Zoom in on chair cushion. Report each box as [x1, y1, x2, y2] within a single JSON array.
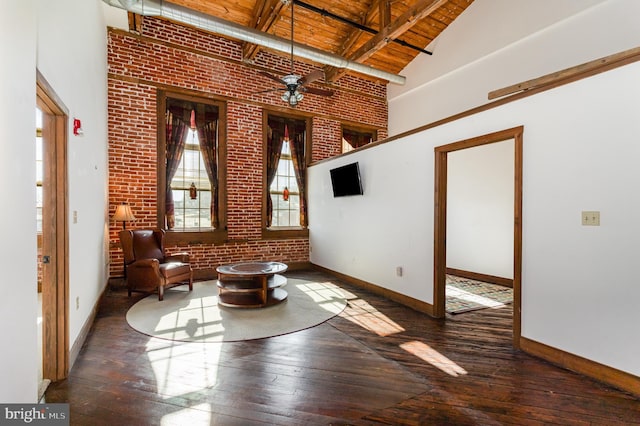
[[159, 262, 191, 279], [133, 230, 164, 261]]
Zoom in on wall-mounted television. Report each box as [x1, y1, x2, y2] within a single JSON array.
[[330, 162, 363, 197]]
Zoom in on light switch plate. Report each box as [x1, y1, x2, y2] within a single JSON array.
[[582, 211, 600, 226]]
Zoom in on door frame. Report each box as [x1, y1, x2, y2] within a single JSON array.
[[433, 126, 523, 348], [37, 71, 69, 380]]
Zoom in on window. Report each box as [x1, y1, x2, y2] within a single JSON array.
[[158, 92, 226, 244], [264, 113, 310, 237], [170, 129, 212, 231], [270, 138, 300, 227], [342, 126, 377, 153]]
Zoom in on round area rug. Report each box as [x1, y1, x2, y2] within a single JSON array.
[[126, 278, 347, 342]]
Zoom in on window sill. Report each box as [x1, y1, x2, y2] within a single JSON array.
[[165, 229, 228, 245], [261, 227, 309, 239]]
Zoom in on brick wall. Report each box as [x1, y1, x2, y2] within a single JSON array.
[[107, 17, 388, 278]]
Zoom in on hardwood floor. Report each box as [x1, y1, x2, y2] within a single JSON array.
[[45, 269, 640, 425]]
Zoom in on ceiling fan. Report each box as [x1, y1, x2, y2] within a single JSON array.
[[258, 0, 334, 107]]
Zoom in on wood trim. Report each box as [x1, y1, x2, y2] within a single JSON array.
[[165, 230, 229, 246], [445, 268, 513, 288], [520, 337, 640, 398], [432, 148, 447, 319], [262, 110, 312, 233], [434, 126, 524, 346], [261, 228, 310, 239], [156, 90, 228, 235], [489, 46, 640, 100], [312, 264, 434, 316], [513, 130, 523, 349], [36, 70, 69, 116], [37, 71, 69, 381]]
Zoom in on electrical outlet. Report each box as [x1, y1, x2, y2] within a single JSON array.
[[396, 266, 403, 277], [76, 296, 79, 310], [73, 210, 78, 224], [581, 211, 600, 226]]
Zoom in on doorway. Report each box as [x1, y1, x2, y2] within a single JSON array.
[[433, 126, 523, 348], [36, 71, 69, 385]]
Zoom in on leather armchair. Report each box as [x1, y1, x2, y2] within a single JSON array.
[[119, 229, 193, 301]]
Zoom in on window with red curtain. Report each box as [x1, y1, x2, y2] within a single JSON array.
[[158, 92, 227, 244], [265, 113, 310, 233]]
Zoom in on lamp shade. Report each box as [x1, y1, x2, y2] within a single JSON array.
[[113, 203, 136, 222]]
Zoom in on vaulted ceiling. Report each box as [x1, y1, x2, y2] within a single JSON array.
[[129, 0, 474, 84]]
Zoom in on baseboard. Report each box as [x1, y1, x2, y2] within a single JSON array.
[[520, 336, 640, 398], [446, 267, 513, 288], [68, 281, 109, 371], [312, 263, 434, 316]]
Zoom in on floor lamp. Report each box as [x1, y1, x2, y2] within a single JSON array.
[[113, 202, 136, 230], [112, 202, 136, 280]]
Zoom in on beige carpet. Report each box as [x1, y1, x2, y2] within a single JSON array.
[[126, 278, 347, 342], [446, 275, 513, 314]]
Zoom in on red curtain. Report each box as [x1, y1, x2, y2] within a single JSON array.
[[265, 125, 284, 227], [196, 109, 220, 229], [288, 121, 307, 227], [165, 108, 189, 229], [343, 128, 373, 149]]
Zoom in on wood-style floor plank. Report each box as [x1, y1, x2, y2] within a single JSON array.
[[46, 269, 640, 425]]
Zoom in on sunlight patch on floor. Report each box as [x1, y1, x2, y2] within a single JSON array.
[[146, 340, 222, 399], [340, 298, 405, 336], [400, 341, 467, 377], [447, 286, 505, 308], [161, 403, 212, 425], [296, 281, 348, 313]]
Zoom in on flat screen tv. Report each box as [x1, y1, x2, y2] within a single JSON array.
[[330, 162, 363, 197]]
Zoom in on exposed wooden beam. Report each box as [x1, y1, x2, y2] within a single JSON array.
[[347, 0, 447, 64], [326, 0, 445, 82], [324, 0, 382, 82], [242, 0, 286, 61], [379, 0, 390, 29], [127, 11, 143, 34]]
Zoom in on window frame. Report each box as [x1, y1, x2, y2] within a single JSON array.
[[157, 90, 227, 245], [262, 109, 312, 239]]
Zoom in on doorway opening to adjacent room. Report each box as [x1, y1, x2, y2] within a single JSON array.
[[433, 126, 523, 348], [37, 71, 69, 388]]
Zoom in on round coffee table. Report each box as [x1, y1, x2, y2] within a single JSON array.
[[216, 261, 288, 308]]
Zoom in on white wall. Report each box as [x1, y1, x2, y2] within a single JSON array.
[[0, 0, 38, 403], [0, 0, 108, 402], [36, 0, 110, 356], [447, 141, 514, 279], [309, 1, 640, 377], [388, 0, 639, 135]]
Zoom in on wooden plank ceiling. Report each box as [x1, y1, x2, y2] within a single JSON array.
[[141, 0, 474, 83]]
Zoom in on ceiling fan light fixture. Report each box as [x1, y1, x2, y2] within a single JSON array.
[[285, 91, 303, 106]]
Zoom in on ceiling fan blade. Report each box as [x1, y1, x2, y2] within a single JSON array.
[[303, 86, 334, 97], [259, 71, 284, 84], [298, 69, 324, 85]]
